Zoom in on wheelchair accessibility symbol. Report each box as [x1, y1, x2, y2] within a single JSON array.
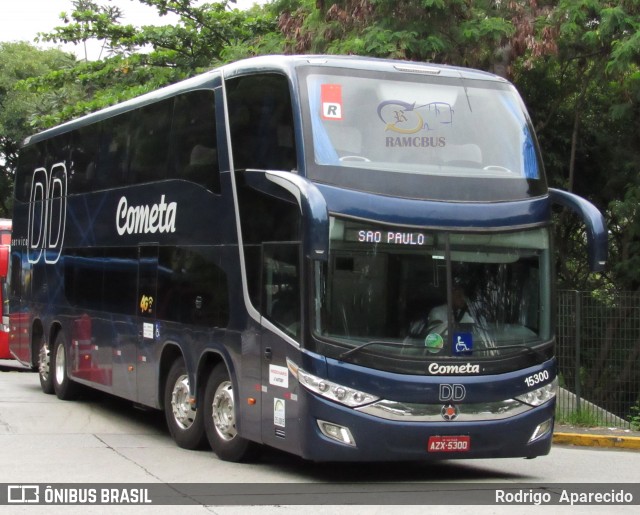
[[454, 333, 473, 355]]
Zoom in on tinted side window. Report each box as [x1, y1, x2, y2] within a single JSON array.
[[64, 247, 138, 315], [96, 113, 131, 189], [156, 246, 229, 327], [69, 124, 100, 194], [15, 145, 43, 202], [14, 137, 70, 203], [102, 247, 138, 315], [9, 252, 23, 299], [170, 90, 220, 193], [64, 248, 105, 311], [130, 100, 173, 184], [263, 242, 301, 340], [237, 185, 300, 310], [47, 133, 71, 168], [226, 74, 296, 171]]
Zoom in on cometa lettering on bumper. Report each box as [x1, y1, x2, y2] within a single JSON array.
[[428, 362, 480, 374]]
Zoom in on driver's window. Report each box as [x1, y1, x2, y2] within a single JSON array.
[[262, 243, 301, 340]]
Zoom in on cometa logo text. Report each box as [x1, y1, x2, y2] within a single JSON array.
[[116, 195, 177, 235], [428, 363, 480, 375]]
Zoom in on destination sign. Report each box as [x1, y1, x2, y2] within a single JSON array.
[[345, 228, 431, 246]]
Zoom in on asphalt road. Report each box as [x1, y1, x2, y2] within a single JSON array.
[[1, 360, 638, 514]]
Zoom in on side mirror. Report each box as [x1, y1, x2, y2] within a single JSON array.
[[549, 188, 607, 272], [243, 170, 329, 260], [264, 171, 329, 260]]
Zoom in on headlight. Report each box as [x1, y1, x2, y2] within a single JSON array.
[[515, 377, 558, 407], [287, 358, 379, 407]]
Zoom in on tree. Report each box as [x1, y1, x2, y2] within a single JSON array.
[[276, 0, 514, 70], [0, 42, 77, 217], [29, 0, 280, 125], [514, 0, 640, 291]]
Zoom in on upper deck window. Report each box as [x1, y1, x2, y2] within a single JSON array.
[[300, 67, 546, 201], [226, 73, 296, 172], [15, 89, 221, 200]]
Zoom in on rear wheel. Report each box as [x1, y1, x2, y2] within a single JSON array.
[[164, 358, 206, 449], [52, 332, 79, 400], [203, 363, 258, 462], [37, 337, 54, 395]]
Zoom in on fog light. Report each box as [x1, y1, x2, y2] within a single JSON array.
[[317, 419, 356, 447], [529, 418, 553, 443]]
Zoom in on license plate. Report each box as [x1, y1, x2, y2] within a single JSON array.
[[427, 435, 470, 452]]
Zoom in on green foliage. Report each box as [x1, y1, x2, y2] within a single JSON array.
[[30, 0, 279, 123], [516, 0, 640, 292], [609, 185, 640, 289], [0, 42, 77, 217], [556, 407, 606, 427], [276, 0, 513, 67], [631, 403, 640, 431]]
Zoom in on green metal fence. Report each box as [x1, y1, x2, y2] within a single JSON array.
[[556, 290, 640, 428]]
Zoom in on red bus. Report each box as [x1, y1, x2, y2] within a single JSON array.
[[0, 219, 11, 359]]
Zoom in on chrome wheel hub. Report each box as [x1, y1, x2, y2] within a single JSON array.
[[54, 344, 66, 385], [171, 374, 196, 430], [212, 381, 236, 441], [38, 343, 50, 379]]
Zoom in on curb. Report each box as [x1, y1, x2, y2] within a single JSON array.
[[553, 432, 640, 450]]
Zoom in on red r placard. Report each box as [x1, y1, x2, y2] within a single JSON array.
[[321, 84, 343, 120]]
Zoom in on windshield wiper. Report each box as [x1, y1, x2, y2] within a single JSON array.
[[339, 341, 548, 360], [339, 340, 413, 360], [469, 343, 547, 357]]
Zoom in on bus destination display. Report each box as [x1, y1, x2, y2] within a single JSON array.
[[345, 227, 431, 246]]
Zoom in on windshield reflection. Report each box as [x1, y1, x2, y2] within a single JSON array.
[[314, 220, 551, 367]]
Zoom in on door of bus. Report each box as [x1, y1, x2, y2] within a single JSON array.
[[137, 244, 158, 405], [260, 242, 302, 450]]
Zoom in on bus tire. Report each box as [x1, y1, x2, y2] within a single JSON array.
[[164, 358, 206, 450], [52, 332, 79, 400], [203, 363, 258, 462], [37, 338, 54, 395]]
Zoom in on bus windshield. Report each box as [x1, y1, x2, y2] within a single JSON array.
[[301, 68, 546, 201], [313, 219, 551, 373]]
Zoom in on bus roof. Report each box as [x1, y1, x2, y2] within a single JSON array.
[[220, 54, 507, 82], [23, 55, 509, 147]]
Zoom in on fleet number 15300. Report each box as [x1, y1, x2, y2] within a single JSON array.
[[524, 370, 550, 388]]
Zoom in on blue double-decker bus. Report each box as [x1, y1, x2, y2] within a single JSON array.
[[9, 55, 607, 461]]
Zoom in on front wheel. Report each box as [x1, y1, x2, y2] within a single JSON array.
[[203, 364, 258, 462], [52, 333, 79, 400], [164, 358, 206, 449]]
